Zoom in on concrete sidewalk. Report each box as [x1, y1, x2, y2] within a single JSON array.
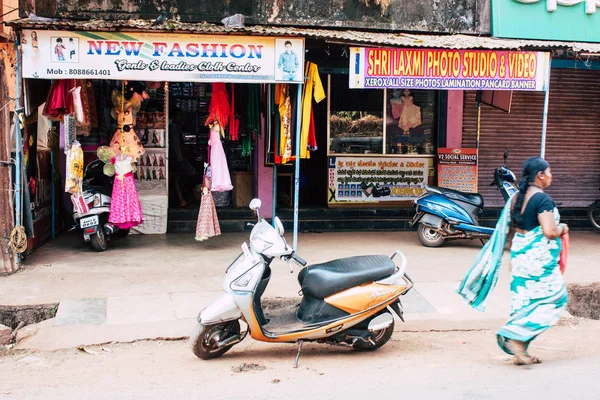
[[2, 230, 598, 350]]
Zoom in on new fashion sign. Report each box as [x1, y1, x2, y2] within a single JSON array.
[[491, 0, 600, 42], [349, 47, 551, 91], [21, 30, 304, 83]]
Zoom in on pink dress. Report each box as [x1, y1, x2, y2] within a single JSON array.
[[109, 155, 143, 229], [209, 127, 233, 192]]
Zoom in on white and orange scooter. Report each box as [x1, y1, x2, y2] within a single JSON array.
[[190, 199, 414, 367]]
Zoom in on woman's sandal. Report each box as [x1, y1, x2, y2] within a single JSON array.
[[513, 354, 534, 365], [528, 356, 542, 364], [506, 340, 535, 366], [514, 355, 542, 365]]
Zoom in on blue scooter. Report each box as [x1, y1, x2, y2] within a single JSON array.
[[411, 150, 518, 247]]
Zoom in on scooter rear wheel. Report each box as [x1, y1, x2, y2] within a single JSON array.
[[90, 229, 108, 252], [417, 223, 445, 247], [190, 321, 240, 360], [352, 319, 395, 352]]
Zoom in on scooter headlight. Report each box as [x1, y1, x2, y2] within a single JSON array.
[[274, 216, 285, 236]]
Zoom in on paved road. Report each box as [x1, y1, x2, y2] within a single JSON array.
[[2, 230, 599, 350], [2, 320, 600, 400]]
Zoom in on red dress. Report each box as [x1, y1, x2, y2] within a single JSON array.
[[43, 80, 77, 121], [205, 83, 230, 129]]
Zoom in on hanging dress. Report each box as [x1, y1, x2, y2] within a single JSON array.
[[43, 79, 77, 121], [108, 155, 144, 229], [204, 83, 230, 133], [276, 84, 293, 164], [195, 165, 221, 241], [208, 124, 233, 192], [300, 62, 326, 158]]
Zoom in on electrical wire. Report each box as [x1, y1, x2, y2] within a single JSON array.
[[9, 225, 26, 254], [0, 7, 17, 18]]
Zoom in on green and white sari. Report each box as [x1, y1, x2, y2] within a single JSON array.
[[457, 198, 567, 355], [497, 207, 567, 354]]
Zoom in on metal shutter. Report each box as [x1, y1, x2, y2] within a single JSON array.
[[462, 68, 600, 207]]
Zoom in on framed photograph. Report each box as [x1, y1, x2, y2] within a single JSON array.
[[274, 38, 304, 83]]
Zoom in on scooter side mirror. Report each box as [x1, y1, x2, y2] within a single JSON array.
[[503, 149, 509, 163], [249, 198, 262, 211], [249, 198, 262, 219]]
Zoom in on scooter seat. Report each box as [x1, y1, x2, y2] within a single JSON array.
[[429, 185, 484, 208], [297, 255, 395, 299]]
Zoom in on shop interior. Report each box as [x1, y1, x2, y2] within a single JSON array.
[[20, 76, 325, 247]]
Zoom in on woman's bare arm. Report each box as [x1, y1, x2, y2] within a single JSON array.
[[538, 212, 568, 239]]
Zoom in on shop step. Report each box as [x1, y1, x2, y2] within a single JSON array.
[[167, 207, 593, 233]]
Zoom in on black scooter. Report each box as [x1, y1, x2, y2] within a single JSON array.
[[72, 160, 129, 251]]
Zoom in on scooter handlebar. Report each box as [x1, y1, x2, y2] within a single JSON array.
[[290, 252, 307, 266]]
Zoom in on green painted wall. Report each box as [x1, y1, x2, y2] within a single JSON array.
[[492, 0, 600, 42]]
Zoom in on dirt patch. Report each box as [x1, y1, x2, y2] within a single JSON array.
[[231, 362, 267, 373], [0, 304, 58, 330], [262, 297, 299, 310], [568, 283, 600, 320]]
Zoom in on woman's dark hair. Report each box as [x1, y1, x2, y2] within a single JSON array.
[[512, 157, 550, 226], [125, 81, 146, 100]]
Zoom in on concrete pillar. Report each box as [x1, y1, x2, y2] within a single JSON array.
[[256, 115, 273, 218], [446, 90, 464, 148]]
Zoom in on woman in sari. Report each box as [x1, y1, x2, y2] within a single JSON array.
[[457, 157, 569, 366], [498, 157, 569, 365]]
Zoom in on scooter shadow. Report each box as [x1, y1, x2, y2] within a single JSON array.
[[211, 335, 421, 363], [429, 240, 489, 250]]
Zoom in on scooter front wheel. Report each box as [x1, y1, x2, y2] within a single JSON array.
[[417, 223, 445, 247], [190, 320, 240, 360], [588, 200, 600, 232]]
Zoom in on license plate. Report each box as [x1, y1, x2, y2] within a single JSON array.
[[80, 215, 99, 229]]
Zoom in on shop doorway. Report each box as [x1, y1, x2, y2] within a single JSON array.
[[167, 82, 254, 210]]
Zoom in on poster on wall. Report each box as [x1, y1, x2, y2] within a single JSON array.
[[21, 30, 304, 83], [349, 47, 551, 91], [437, 148, 478, 193], [328, 156, 431, 204]]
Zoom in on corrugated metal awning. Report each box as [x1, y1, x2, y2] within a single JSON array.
[[6, 18, 600, 53]]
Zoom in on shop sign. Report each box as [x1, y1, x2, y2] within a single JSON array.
[[327, 156, 431, 204], [491, 0, 600, 42], [21, 30, 304, 83], [349, 47, 551, 91], [437, 148, 478, 193]]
